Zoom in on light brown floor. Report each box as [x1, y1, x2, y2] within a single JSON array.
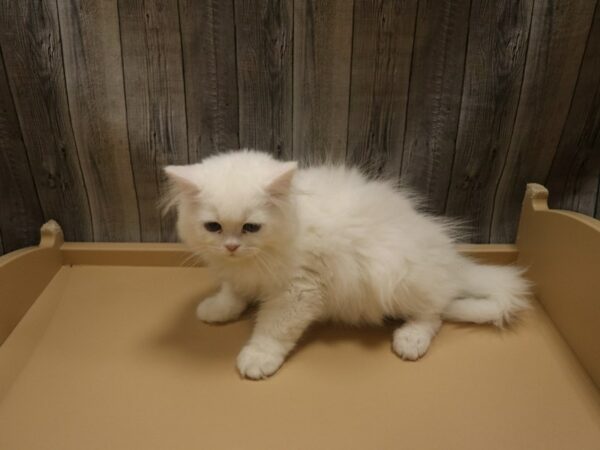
[[1, 265, 599, 450]]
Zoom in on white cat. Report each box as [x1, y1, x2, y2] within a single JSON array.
[[164, 150, 530, 379]]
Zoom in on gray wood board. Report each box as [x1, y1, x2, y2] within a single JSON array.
[[401, 0, 471, 214], [546, 1, 600, 218], [0, 48, 44, 252], [490, 0, 597, 242], [179, 0, 240, 161], [0, 0, 92, 241], [346, 0, 419, 177], [293, 0, 354, 164], [118, 0, 188, 242], [57, 0, 141, 241], [445, 0, 534, 243], [235, 0, 293, 159]]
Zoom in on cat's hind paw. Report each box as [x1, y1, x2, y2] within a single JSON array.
[[392, 319, 441, 361], [393, 329, 430, 360]]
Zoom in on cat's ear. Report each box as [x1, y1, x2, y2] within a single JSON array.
[[266, 161, 297, 197], [163, 165, 200, 197]]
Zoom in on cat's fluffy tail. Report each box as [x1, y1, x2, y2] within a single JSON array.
[[442, 262, 531, 327]]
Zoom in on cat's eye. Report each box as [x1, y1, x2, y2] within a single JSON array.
[[242, 223, 261, 233], [204, 222, 222, 233]]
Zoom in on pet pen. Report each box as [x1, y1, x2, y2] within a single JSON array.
[[0, 1, 599, 448]]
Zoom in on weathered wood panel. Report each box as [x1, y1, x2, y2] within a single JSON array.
[[597, 180, 600, 219], [346, 0, 418, 176], [57, 0, 140, 242], [235, 0, 293, 159], [400, 0, 470, 213], [546, 2, 600, 218], [179, 0, 239, 161], [491, 0, 597, 243], [0, 0, 92, 241], [293, 0, 353, 163], [0, 0, 599, 253], [0, 49, 44, 252], [445, 0, 534, 243], [118, 0, 188, 242]]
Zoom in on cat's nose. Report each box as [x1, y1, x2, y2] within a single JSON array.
[[225, 243, 240, 253]]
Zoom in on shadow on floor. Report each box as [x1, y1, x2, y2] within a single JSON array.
[[141, 294, 406, 368]]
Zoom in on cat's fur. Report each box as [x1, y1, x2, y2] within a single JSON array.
[[164, 150, 530, 379]]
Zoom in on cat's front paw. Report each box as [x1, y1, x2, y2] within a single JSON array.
[[237, 344, 284, 380], [392, 327, 432, 361], [196, 292, 245, 323]]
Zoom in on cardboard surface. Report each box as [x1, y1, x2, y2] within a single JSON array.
[[1, 186, 600, 449], [1, 264, 599, 450], [517, 184, 600, 388]]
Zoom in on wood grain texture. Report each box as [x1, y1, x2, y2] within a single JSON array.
[[400, 0, 470, 213], [546, 2, 600, 218], [0, 0, 599, 249], [445, 0, 534, 243], [0, 0, 92, 241], [346, 0, 418, 175], [293, 0, 353, 164], [491, 0, 597, 243], [57, 0, 140, 242], [179, 0, 239, 161], [0, 49, 44, 252], [235, 0, 293, 159], [597, 179, 600, 218], [118, 0, 188, 242], [597, 181, 600, 218]]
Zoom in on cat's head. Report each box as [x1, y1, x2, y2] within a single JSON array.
[[164, 150, 297, 263]]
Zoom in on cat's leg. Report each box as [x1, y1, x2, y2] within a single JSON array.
[[392, 317, 442, 361], [237, 289, 322, 379], [196, 282, 248, 323]]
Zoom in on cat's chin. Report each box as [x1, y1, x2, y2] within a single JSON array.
[[224, 254, 252, 263], [210, 251, 258, 264]]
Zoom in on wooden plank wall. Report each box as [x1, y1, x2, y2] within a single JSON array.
[[0, 0, 599, 253]]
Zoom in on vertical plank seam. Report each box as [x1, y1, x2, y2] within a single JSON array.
[[544, 0, 600, 191], [337, 0, 354, 161], [0, 40, 45, 223], [208, 0, 219, 152], [292, 0, 308, 162], [144, 0, 163, 241], [209, 0, 239, 151], [291, 0, 295, 159], [488, 0, 536, 243], [231, 0, 245, 150], [176, 0, 191, 164], [443, 0, 473, 215], [233, 0, 240, 149], [145, 0, 162, 241], [397, 0, 421, 178], [116, 0, 143, 241], [344, 0, 357, 163], [232, 0, 242, 150], [595, 175, 600, 217], [55, 0, 95, 240]]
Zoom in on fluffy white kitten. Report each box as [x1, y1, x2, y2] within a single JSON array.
[[165, 150, 529, 379]]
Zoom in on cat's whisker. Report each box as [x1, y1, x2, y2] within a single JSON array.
[[255, 252, 280, 283], [179, 252, 197, 268], [258, 252, 286, 286], [179, 247, 206, 268]]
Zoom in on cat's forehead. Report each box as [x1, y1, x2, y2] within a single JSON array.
[[189, 150, 287, 220], [200, 184, 266, 221]]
